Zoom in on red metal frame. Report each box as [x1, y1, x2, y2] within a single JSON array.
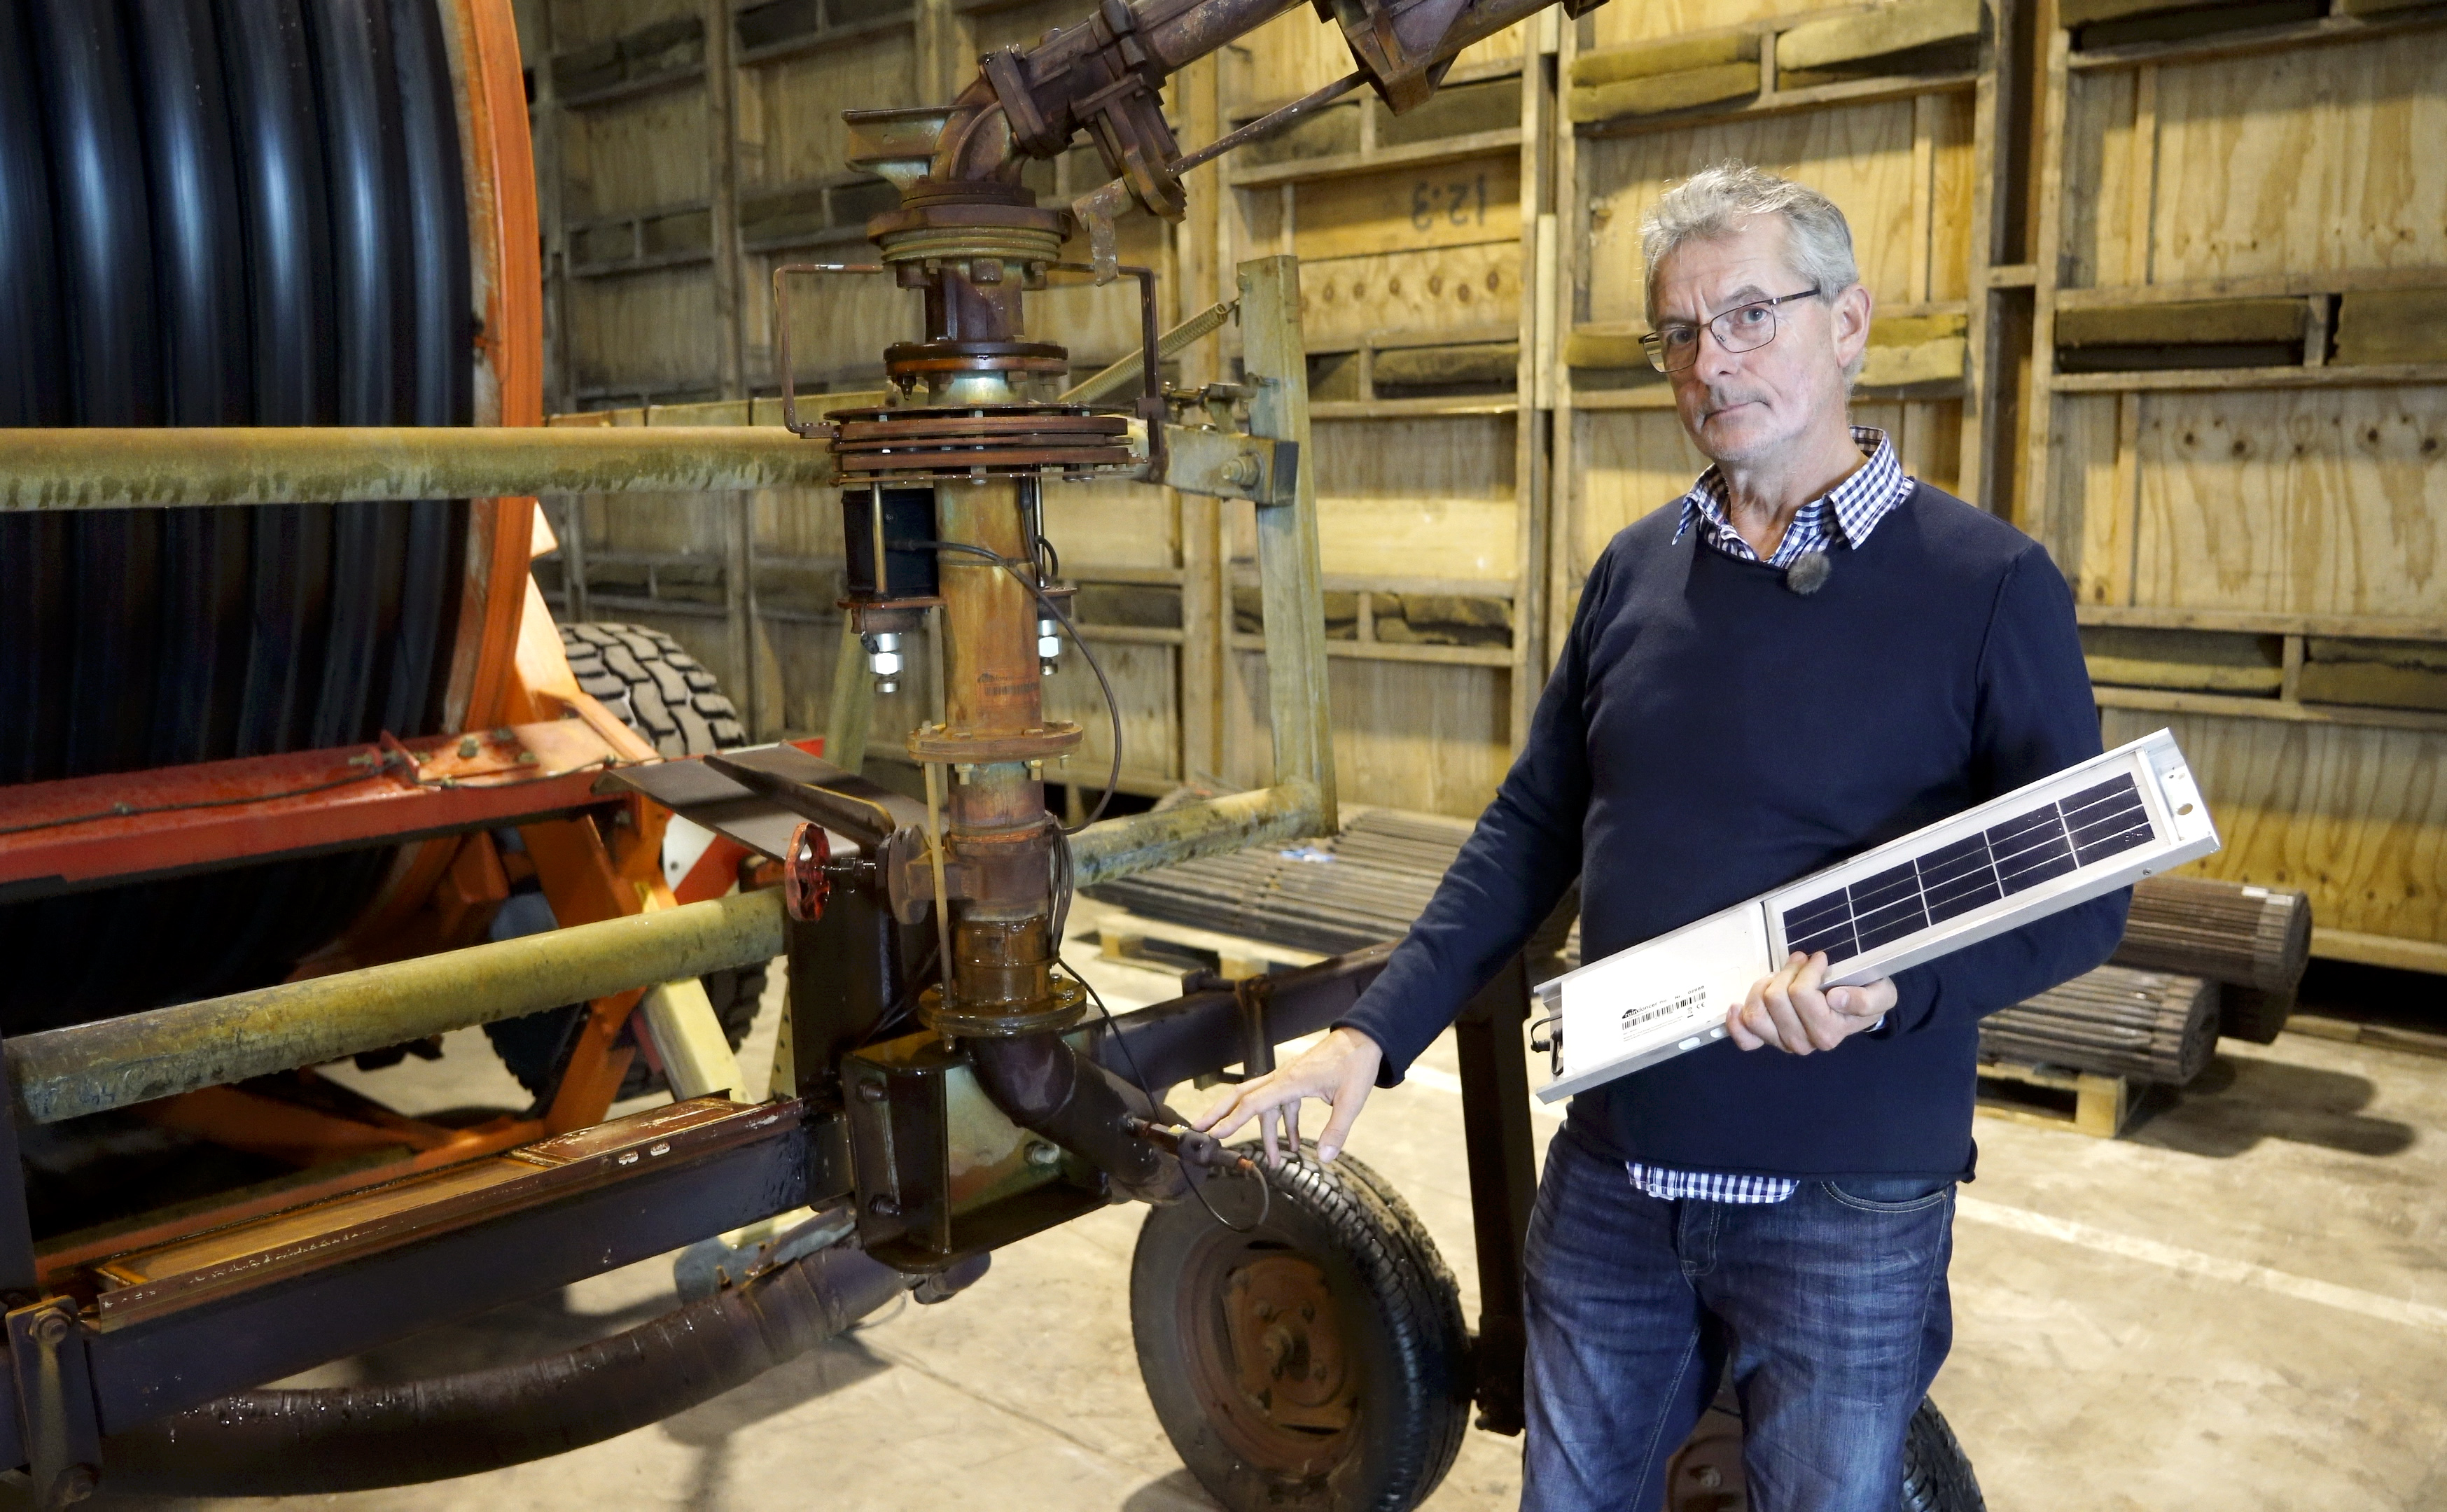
[[0, 718, 637, 901]]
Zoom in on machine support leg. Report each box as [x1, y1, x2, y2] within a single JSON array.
[[1453, 953, 1538, 1436], [0, 1045, 32, 1302]]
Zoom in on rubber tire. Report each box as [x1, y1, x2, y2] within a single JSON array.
[[559, 622, 746, 756], [1131, 1144, 1471, 1512], [1662, 1394, 1986, 1512], [1898, 1398, 1987, 1512], [484, 622, 756, 1101]]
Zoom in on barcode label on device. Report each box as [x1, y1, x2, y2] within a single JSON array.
[[1622, 985, 1708, 1034]]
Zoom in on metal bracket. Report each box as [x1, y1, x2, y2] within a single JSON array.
[[7, 1301, 100, 1508], [1161, 425, 1300, 505]]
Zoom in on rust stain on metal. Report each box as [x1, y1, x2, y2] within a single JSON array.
[[0, 427, 836, 510], [1065, 782, 1320, 890]]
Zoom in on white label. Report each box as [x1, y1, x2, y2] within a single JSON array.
[[1622, 984, 1709, 1034]]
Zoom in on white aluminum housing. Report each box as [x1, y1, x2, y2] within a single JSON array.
[[1532, 728, 2220, 1102]]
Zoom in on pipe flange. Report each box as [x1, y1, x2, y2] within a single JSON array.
[[872, 222, 1066, 265], [906, 721, 1085, 764], [915, 976, 1090, 1038]]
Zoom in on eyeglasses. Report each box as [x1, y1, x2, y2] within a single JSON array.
[[1641, 288, 1822, 373]]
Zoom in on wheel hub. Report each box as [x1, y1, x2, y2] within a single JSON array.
[[1222, 1256, 1353, 1434]]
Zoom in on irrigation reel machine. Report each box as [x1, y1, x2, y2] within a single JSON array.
[[0, 0, 1987, 1506]]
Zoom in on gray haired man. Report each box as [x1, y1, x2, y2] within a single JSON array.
[[1198, 164, 2122, 1508]]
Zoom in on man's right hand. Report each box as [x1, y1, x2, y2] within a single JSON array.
[[1190, 1026, 1384, 1166]]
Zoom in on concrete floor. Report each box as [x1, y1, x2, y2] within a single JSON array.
[[56, 916, 2447, 1512]]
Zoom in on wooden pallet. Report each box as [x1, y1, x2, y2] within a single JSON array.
[[1071, 899, 1325, 983], [1974, 1058, 2137, 1140]]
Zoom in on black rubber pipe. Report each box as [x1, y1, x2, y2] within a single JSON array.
[[969, 1034, 1190, 1204], [34, 0, 165, 780], [219, 0, 335, 754], [101, 1243, 926, 1496], [0, 0, 470, 1033], [384, 0, 471, 734], [127, 0, 255, 767], [305, 0, 412, 748], [0, 0, 71, 785]]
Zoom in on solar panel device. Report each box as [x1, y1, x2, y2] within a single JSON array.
[[1531, 729, 2220, 1102]]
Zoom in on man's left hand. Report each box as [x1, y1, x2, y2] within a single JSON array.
[[1727, 951, 1895, 1054]]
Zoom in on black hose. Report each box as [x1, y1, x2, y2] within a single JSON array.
[[384, 0, 472, 734], [127, 0, 253, 768], [0, 0, 71, 782], [968, 1033, 1189, 1205], [305, 0, 412, 747], [101, 1242, 930, 1496], [35, 0, 165, 780], [0, 0, 476, 1033]]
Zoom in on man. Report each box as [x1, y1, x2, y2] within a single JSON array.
[[1194, 164, 2126, 1511]]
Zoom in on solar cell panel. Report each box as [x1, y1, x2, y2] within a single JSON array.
[[1533, 732, 2221, 1102], [1775, 774, 2155, 971]]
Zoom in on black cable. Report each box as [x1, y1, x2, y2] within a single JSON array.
[[1057, 951, 1270, 1236], [897, 538, 1123, 834]]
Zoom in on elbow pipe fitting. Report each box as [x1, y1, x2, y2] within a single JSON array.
[[99, 1240, 954, 1497], [968, 1032, 1189, 1205]]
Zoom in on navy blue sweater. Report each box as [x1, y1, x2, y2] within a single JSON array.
[[1337, 482, 2128, 1181]]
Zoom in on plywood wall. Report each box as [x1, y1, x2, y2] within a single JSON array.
[[524, 0, 2447, 968], [2030, 6, 2447, 969]]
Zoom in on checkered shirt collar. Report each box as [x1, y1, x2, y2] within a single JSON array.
[[1673, 426, 1909, 569]]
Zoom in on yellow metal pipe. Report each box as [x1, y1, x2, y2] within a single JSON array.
[[6, 889, 788, 1124], [3, 787, 1321, 1122], [0, 426, 835, 510], [1065, 781, 1321, 889]]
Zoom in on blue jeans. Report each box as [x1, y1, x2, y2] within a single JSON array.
[[1520, 1121, 1955, 1512]]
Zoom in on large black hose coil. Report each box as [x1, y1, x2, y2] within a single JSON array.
[[0, 0, 474, 1031]]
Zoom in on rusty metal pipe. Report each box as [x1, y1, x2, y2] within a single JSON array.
[[1, 789, 1318, 1121], [6, 890, 787, 1124], [0, 426, 835, 510], [99, 1241, 929, 1495], [1065, 780, 1321, 889]]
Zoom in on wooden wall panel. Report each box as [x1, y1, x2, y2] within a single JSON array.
[[1292, 159, 1522, 262], [1587, 0, 1819, 50], [1045, 480, 1181, 572], [1580, 97, 1943, 326], [1313, 416, 1517, 582], [970, 0, 1079, 57], [546, 0, 692, 50], [1232, 11, 1522, 105], [1033, 211, 1176, 366], [753, 487, 839, 561], [753, 250, 919, 390], [2147, 34, 2447, 286], [767, 615, 843, 736], [2058, 69, 2136, 290], [738, 34, 918, 194], [1571, 409, 1703, 582], [1048, 640, 1182, 790], [2044, 390, 2126, 603], [1226, 652, 1512, 818], [2103, 709, 2446, 949], [1299, 243, 1520, 346], [564, 268, 720, 396], [2129, 387, 2447, 619], [562, 88, 711, 220]]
